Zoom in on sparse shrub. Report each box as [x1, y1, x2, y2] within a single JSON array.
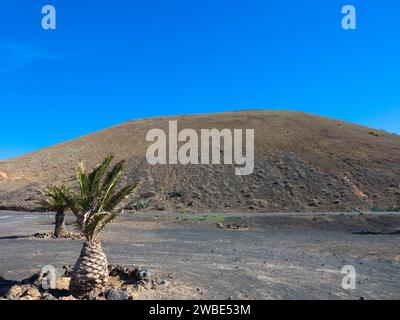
[[367, 204, 379, 212], [132, 198, 151, 211], [168, 190, 185, 198], [351, 206, 364, 215], [198, 215, 225, 222]]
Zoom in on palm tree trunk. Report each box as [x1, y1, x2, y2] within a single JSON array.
[[54, 210, 67, 237], [69, 240, 109, 297]]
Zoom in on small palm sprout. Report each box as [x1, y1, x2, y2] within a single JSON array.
[[42, 185, 71, 238], [65, 155, 138, 297]]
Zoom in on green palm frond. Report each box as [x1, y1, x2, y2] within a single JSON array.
[[102, 160, 125, 189], [62, 191, 81, 216], [87, 155, 114, 196], [42, 185, 71, 212], [93, 213, 118, 238], [103, 182, 139, 212], [77, 164, 89, 197], [67, 155, 139, 241], [82, 211, 118, 241]]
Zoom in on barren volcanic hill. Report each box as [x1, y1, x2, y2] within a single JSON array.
[[1, 110, 400, 212]]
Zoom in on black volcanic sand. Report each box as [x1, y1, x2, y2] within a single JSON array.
[[0, 211, 400, 299]]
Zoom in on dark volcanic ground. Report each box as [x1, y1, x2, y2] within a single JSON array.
[[1, 211, 399, 299]]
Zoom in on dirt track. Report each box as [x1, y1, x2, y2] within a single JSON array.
[[1, 211, 399, 299]]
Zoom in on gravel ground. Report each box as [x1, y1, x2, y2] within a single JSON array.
[[0, 211, 399, 300]]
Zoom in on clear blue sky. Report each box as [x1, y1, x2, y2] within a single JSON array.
[[0, 0, 399, 159]]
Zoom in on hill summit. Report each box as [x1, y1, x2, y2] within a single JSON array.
[[1, 110, 399, 212]]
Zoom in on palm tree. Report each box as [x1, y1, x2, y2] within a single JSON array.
[[42, 185, 71, 238], [65, 155, 138, 297]]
